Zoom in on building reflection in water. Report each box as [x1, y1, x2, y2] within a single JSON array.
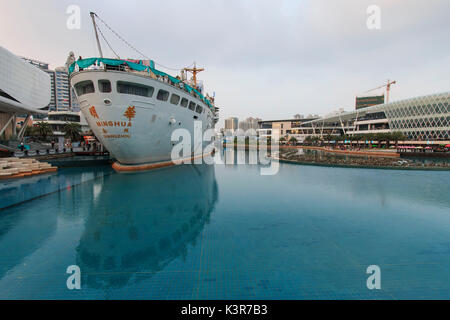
[[76, 164, 218, 290]]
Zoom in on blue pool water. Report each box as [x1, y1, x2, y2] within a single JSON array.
[[0, 161, 449, 299]]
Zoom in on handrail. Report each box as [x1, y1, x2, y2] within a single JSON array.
[[69, 58, 215, 110]]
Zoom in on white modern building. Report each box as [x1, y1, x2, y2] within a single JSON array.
[[0, 46, 50, 141], [22, 58, 80, 112]]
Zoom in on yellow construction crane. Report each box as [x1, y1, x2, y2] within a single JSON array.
[[183, 62, 204, 89], [365, 79, 397, 103]]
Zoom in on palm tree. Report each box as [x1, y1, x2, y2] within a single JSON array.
[[303, 136, 312, 145], [289, 136, 298, 145], [63, 122, 82, 142], [311, 136, 321, 146], [323, 134, 333, 146], [25, 125, 37, 138], [35, 121, 53, 140]]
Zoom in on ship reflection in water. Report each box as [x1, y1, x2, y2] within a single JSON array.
[[76, 164, 218, 290], [0, 164, 217, 299], [0, 160, 449, 299]]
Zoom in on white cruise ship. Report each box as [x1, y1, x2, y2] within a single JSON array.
[[68, 13, 218, 170]]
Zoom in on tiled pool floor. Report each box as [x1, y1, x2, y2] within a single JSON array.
[[0, 163, 449, 299]]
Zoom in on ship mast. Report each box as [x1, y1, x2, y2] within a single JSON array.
[[184, 62, 204, 89], [90, 12, 103, 58]]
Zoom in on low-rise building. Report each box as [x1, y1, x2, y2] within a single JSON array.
[[257, 118, 318, 141], [224, 117, 239, 134]]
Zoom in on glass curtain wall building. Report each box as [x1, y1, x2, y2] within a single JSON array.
[[296, 91, 450, 142], [382, 92, 449, 141]]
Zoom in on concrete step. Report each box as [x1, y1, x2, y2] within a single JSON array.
[[1, 168, 20, 174], [0, 157, 58, 180]]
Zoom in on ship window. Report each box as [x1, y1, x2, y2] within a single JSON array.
[[117, 81, 154, 97], [98, 80, 111, 93], [195, 105, 203, 114], [180, 98, 188, 107], [75, 80, 95, 96], [170, 94, 180, 105], [188, 101, 196, 111], [157, 89, 169, 101]]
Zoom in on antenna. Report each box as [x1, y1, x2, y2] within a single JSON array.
[[90, 12, 103, 58], [183, 62, 204, 89]]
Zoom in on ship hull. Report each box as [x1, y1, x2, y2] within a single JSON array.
[[70, 70, 215, 166]]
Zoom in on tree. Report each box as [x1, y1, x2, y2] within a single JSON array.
[[373, 133, 384, 148], [35, 122, 53, 140], [25, 125, 37, 138], [303, 136, 312, 145], [311, 136, 321, 146], [391, 131, 407, 148], [289, 136, 298, 145], [63, 122, 82, 142], [348, 134, 357, 146], [334, 135, 345, 144], [363, 133, 375, 148], [353, 134, 363, 148]]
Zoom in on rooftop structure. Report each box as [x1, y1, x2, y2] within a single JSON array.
[[355, 95, 384, 110]]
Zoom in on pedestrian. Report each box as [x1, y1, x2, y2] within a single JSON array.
[[78, 56, 84, 71]]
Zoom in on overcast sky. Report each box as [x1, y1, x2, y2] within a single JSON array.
[[1, 0, 449, 127]]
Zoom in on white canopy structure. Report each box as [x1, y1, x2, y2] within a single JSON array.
[[0, 46, 50, 114], [0, 46, 51, 142]]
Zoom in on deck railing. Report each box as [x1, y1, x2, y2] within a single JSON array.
[[69, 58, 215, 110]]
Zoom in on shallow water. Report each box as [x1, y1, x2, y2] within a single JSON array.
[[0, 160, 449, 299]]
